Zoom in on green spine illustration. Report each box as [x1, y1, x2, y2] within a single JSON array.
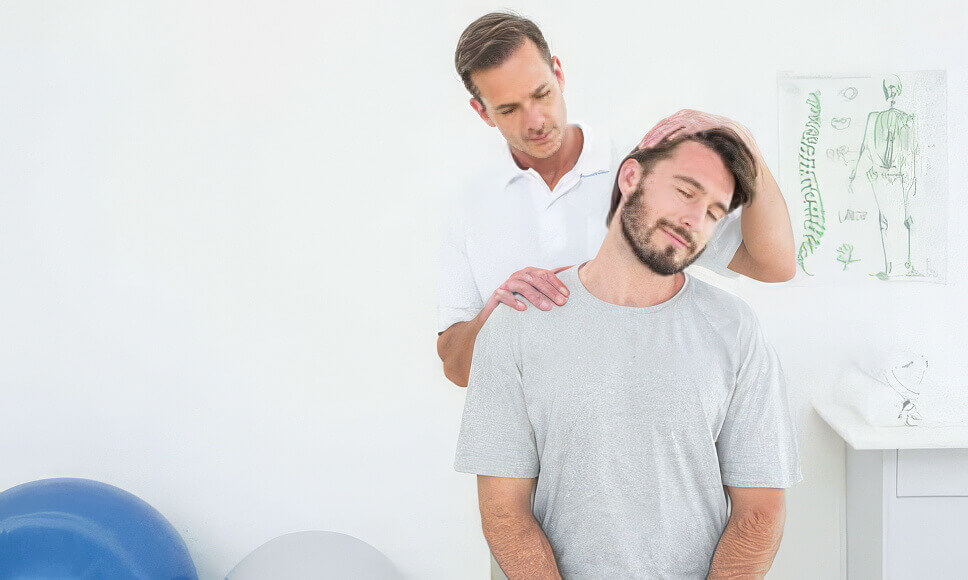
[[797, 91, 825, 275]]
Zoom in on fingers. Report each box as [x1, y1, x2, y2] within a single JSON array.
[[639, 120, 685, 149], [524, 268, 569, 304], [503, 278, 554, 310], [642, 109, 752, 149], [542, 270, 570, 300], [639, 117, 676, 148], [640, 111, 707, 148], [478, 290, 506, 322], [491, 267, 572, 314], [522, 272, 569, 306], [493, 288, 526, 311]]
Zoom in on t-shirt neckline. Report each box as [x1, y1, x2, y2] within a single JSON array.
[[567, 261, 691, 314]]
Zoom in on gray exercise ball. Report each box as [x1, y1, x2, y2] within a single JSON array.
[[226, 531, 403, 580]]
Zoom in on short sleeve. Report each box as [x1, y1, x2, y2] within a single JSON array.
[[716, 313, 802, 488], [454, 307, 539, 478], [692, 208, 743, 278], [437, 199, 485, 334]]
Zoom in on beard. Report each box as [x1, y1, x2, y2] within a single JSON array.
[[620, 181, 707, 275]]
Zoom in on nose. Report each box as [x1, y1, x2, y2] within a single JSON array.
[[525, 104, 547, 134], [678, 203, 705, 234]]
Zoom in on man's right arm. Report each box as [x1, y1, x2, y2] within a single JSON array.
[[478, 475, 561, 580], [437, 315, 486, 388]]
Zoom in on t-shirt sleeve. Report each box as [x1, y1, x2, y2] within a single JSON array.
[[716, 311, 802, 488], [692, 208, 743, 278], [454, 307, 539, 478], [436, 199, 485, 334]]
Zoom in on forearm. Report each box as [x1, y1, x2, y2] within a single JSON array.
[[437, 314, 485, 387], [739, 158, 797, 282], [707, 511, 784, 579], [482, 512, 561, 580]]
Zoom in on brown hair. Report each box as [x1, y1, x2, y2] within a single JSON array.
[[454, 12, 553, 108], [606, 128, 758, 226]]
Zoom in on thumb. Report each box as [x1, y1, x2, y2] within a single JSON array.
[[479, 294, 500, 321]]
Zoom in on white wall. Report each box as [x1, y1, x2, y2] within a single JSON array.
[[0, 1, 964, 578]]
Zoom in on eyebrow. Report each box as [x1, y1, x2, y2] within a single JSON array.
[[495, 83, 549, 112], [674, 174, 729, 215]]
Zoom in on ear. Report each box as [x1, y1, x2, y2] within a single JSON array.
[[469, 98, 496, 127], [552, 56, 565, 93], [617, 157, 642, 201]]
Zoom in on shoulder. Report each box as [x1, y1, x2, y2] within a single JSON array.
[[575, 121, 623, 170], [485, 299, 558, 331], [482, 289, 578, 347], [478, 302, 529, 345], [462, 139, 513, 191], [441, 154, 503, 224], [687, 276, 758, 330], [686, 278, 768, 364]]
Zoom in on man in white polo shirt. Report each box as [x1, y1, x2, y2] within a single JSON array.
[[436, 12, 796, 388]]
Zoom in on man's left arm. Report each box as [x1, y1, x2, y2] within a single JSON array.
[[727, 154, 797, 283], [640, 110, 797, 282], [707, 486, 786, 580], [710, 301, 801, 577]]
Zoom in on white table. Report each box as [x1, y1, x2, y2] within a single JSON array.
[[814, 399, 968, 579]]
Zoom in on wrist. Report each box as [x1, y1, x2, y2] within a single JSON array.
[[472, 308, 490, 327]]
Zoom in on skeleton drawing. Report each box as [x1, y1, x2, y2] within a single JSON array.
[[848, 75, 920, 280]]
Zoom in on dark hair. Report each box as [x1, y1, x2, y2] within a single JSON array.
[[454, 12, 553, 108], [606, 128, 758, 226]]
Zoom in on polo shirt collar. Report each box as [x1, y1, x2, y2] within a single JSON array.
[[496, 122, 610, 189]]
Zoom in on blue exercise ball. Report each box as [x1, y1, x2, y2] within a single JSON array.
[[0, 478, 197, 579]]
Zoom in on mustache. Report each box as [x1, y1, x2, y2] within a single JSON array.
[[655, 220, 696, 250]]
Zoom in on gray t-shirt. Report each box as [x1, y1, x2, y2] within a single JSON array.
[[454, 264, 801, 579]]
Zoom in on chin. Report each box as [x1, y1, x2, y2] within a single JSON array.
[[524, 142, 560, 159], [522, 129, 564, 158]]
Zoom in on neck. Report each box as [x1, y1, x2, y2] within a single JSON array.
[[578, 225, 684, 307], [510, 124, 583, 190]]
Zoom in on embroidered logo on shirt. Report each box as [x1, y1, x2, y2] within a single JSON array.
[[580, 170, 610, 178]]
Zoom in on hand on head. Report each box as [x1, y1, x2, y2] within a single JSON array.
[[638, 109, 756, 153]]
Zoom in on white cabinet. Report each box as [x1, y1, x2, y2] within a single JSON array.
[[847, 448, 968, 579], [817, 400, 968, 579]]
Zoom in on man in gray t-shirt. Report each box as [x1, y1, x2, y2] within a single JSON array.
[[455, 129, 802, 579]]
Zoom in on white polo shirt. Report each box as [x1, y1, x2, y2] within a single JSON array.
[[436, 124, 742, 334]]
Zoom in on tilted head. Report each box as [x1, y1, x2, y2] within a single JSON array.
[[455, 12, 567, 159], [607, 128, 758, 275]]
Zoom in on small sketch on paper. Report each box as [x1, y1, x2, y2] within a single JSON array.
[[836, 243, 861, 270], [840, 86, 858, 100], [826, 145, 856, 166], [831, 117, 852, 130], [838, 209, 868, 222]]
